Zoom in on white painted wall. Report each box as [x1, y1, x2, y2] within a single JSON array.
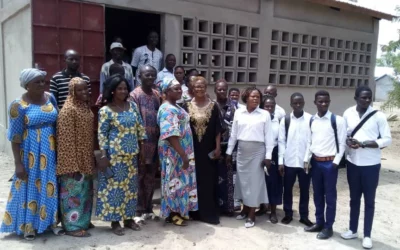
[[375, 75, 395, 102], [0, 4, 32, 155]]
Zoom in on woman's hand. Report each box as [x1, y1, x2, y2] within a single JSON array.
[[182, 155, 189, 170], [264, 159, 271, 170], [226, 155, 232, 167], [214, 147, 221, 160], [278, 165, 285, 177], [15, 162, 27, 181], [97, 157, 111, 173]]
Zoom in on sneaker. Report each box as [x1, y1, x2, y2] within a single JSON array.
[[341, 230, 358, 240], [362, 237, 373, 249]]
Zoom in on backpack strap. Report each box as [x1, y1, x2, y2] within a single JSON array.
[[350, 110, 378, 138], [330, 114, 339, 154], [284, 114, 290, 142]]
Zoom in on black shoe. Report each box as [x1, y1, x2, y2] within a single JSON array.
[[299, 218, 314, 227], [317, 228, 333, 239], [304, 224, 323, 232], [281, 216, 293, 225]]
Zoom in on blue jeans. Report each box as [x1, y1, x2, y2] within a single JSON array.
[[347, 161, 380, 237], [311, 159, 338, 229], [283, 166, 311, 218]]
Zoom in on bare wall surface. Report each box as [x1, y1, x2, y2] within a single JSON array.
[[182, 0, 261, 13], [0, 6, 32, 154], [274, 0, 374, 33]]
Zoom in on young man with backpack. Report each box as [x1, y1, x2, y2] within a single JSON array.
[[341, 86, 392, 249], [278, 93, 313, 227], [304, 90, 346, 240]]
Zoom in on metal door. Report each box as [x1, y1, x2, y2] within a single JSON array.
[[32, 0, 105, 145]]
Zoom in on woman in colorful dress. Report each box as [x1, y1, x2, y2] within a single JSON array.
[[183, 76, 222, 225], [214, 79, 236, 216], [157, 79, 198, 226], [96, 74, 146, 236], [1, 68, 59, 240], [261, 95, 283, 224], [56, 77, 95, 237]]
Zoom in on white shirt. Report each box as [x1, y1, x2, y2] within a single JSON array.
[[343, 105, 392, 166], [275, 104, 286, 120], [304, 111, 347, 165], [156, 67, 174, 84], [271, 114, 280, 147], [177, 84, 189, 104], [131, 45, 163, 84], [278, 112, 312, 168], [227, 107, 274, 159]]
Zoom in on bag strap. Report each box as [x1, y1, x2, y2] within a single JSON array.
[[330, 114, 339, 154], [350, 110, 378, 138], [284, 114, 290, 142]]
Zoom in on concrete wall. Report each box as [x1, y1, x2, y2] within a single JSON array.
[[0, 1, 32, 154], [375, 76, 394, 102]]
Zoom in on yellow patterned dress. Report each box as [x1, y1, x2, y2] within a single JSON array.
[[1, 95, 58, 235], [96, 102, 146, 221]]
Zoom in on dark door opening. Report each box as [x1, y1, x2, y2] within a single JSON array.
[[105, 7, 161, 63]]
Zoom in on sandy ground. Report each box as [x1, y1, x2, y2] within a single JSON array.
[[0, 103, 399, 250]]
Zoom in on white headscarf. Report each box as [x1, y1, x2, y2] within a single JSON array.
[[19, 68, 47, 88]]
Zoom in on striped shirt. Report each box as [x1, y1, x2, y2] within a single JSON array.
[[50, 70, 90, 109]]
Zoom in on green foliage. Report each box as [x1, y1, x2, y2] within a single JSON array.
[[381, 78, 400, 111]]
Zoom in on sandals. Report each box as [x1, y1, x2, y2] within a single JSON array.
[[124, 219, 141, 231], [270, 213, 278, 224], [24, 231, 36, 241], [111, 222, 125, 236], [245, 218, 255, 228], [66, 230, 91, 237], [167, 214, 187, 226], [51, 226, 66, 236]]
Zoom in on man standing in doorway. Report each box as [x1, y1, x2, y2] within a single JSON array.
[[131, 31, 163, 86], [100, 42, 135, 94], [341, 86, 391, 249], [156, 54, 176, 84], [304, 90, 346, 240], [50, 50, 90, 109], [263, 85, 286, 120], [130, 65, 161, 220]]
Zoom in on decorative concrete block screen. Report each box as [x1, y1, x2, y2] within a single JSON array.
[[182, 17, 259, 84], [270, 30, 371, 88]]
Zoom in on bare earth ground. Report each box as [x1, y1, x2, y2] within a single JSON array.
[[0, 103, 399, 250]]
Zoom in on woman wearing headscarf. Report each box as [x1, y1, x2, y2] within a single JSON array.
[[56, 77, 94, 237], [0, 68, 59, 240], [157, 79, 198, 226], [96, 74, 146, 236], [183, 76, 222, 225]]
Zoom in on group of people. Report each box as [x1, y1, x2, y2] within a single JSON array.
[[0, 33, 391, 250]]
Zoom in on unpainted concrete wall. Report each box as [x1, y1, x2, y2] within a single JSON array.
[[0, 4, 32, 155], [375, 76, 394, 102]]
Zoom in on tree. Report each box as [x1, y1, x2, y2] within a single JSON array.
[[376, 6, 400, 110]]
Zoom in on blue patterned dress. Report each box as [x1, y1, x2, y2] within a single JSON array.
[[1, 95, 58, 235], [96, 102, 146, 221], [157, 102, 198, 218]]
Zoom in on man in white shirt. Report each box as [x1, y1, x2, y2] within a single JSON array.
[[131, 31, 163, 86], [278, 93, 313, 227], [156, 54, 176, 84], [340, 86, 391, 249], [264, 85, 286, 120], [303, 90, 346, 240]]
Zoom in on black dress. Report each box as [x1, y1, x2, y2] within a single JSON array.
[[183, 101, 222, 224]]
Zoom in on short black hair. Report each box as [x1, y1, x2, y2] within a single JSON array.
[[229, 88, 240, 95], [241, 86, 262, 104], [174, 65, 185, 71], [186, 68, 199, 76], [139, 65, 157, 75], [315, 90, 330, 100], [102, 74, 131, 103], [355, 85, 372, 97], [165, 54, 175, 60], [261, 95, 276, 108], [214, 79, 228, 89], [290, 92, 304, 102], [109, 63, 125, 76]]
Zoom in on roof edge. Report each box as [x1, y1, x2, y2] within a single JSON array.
[[306, 0, 397, 21]]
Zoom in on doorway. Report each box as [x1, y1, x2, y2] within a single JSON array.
[[105, 7, 162, 63]]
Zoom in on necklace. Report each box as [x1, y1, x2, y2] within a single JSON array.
[[114, 101, 126, 112]]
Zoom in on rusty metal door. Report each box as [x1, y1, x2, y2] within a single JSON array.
[[32, 0, 105, 146]]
